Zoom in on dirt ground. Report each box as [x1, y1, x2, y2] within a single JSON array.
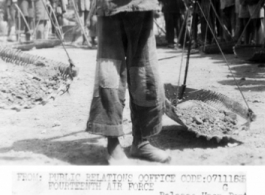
[[0, 42, 264, 165]]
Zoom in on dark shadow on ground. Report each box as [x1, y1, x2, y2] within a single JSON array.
[[0, 131, 108, 165], [124, 125, 242, 156]]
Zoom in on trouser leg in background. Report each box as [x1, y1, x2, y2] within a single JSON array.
[[87, 11, 165, 139], [79, 10, 89, 43], [164, 12, 176, 44]]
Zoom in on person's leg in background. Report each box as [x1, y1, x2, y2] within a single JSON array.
[[248, 4, 264, 44], [177, 12, 188, 48], [164, 12, 175, 48], [88, 13, 97, 46], [200, 0, 212, 44], [35, 19, 48, 40], [71, 11, 85, 44], [25, 16, 33, 41], [191, 3, 199, 48], [213, 0, 222, 39], [82, 10, 89, 45], [237, 3, 250, 44]]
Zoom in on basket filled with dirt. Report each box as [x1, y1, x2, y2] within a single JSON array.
[[13, 39, 61, 51], [201, 41, 235, 54], [0, 45, 77, 111], [163, 83, 256, 142], [233, 45, 265, 62]]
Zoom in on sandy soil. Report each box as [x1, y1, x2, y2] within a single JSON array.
[[0, 44, 264, 165]]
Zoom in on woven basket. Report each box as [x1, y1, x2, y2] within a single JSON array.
[[201, 41, 235, 54], [163, 83, 254, 141], [13, 39, 61, 51], [234, 45, 265, 62]]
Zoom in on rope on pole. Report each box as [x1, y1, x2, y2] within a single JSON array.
[[196, 1, 255, 121]]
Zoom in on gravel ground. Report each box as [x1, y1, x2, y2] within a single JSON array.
[[0, 44, 264, 165]]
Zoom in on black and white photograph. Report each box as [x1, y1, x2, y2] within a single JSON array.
[[0, 0, 264, 183]]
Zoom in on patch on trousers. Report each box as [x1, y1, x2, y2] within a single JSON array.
[[129, 66, 159, 107], [95, 58, 121, 92]]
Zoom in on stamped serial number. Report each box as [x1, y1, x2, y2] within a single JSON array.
[[180, 174, 246, 183]]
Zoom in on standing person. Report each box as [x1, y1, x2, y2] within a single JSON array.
[[34, 0, 49, 39], [246, 0, 264, 44], [221, 0, 236, 41], [237, 0, 250, 44], [77, 0, 90, 45], [87, 1, 97, 46], [191, 0, 200, 49], [5, 0, 17, 41], [236, 0, 264, 44], [18, 0, 33, 41], [159, 0, 186, 48], [86, 0, 171, 164], [234, 0, 241, 41], [200, 0, 222, 44], [49, 0, 67, 38]]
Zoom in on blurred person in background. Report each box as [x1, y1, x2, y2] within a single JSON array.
[[159, 0, 186, 48], [237, 0, 264, 44], [34, 0, 49, 40], [77, 0, 96, 46], [71, 0, 97, 47], [49, 0, 67, 38], [5, 0, 17, 41], [221, 0, 236, 41], [200, 0, 222, 45], [245, 0, 264, 44], [18, 0, 33, 41]]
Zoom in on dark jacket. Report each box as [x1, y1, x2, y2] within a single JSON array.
[[159, 0, 185, 13], [96, 0, 160, 16]]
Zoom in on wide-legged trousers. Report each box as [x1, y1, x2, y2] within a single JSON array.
[[86, 11, 165, 139]]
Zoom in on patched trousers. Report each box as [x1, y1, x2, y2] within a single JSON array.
[[86, 11, 165, 138]]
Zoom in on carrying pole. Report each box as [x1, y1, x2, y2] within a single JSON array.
[[179, 2, 194, 99], [41, 0, 77, 81]]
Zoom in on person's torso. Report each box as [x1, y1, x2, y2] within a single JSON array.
[[96, 0, 160, 16], [160, 0, 185, 13]]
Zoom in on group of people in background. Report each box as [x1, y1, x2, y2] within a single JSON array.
[[0, 0, 97, 47], [4, 0, 66, 41], [0, 0, 264, 50], [158, 0, 265, 49]]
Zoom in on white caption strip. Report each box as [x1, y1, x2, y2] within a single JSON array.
[[12, 172, 246, 195]]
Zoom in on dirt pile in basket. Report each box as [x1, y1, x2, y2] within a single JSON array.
[[0, 59, 69, 111], [175, 100, 238, 138]]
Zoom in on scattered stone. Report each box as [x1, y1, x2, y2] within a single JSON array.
[[253, 100, 262, 103], [41, 129, 47, 134], [193, 116, 203, 124], [52, 121, 61, 127], [0, 60, 70, 111]]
